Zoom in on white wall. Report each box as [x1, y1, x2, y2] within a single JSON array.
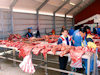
[[66, 18, 73, 30], [39, 15, 53, 35], [0, 9, 73, 39], [0, 10, 11, 39], [55, 16, 64, 35], [13, 12, 37, 36]]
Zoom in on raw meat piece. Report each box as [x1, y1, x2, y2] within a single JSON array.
[[43, 35, 59, 43], [0, 40, 8, 45], [70, 49, 85, 63], [32, 44, 49, 55], [7, 34, 15, 41], [15, 42, 25, 49], [5, 41, 14, 47], [19, 44, 34, 58], [60, 45, 74, 57], [32, 48, 42, 55], [93, 34, 100, 39], [49, 35, 60, 38], [75, 46, 83, 50], [7, 34, 22, 41], [14, 34, 21, 39], [51, 45, 59, 55], [97, 46, 100, 52], [82, 47, 89, 52], [61, 45, 66, 51], [48, 38, 58, 43], [32, 42, 41, 45], [60, 49, 70, 57], [19, 55, 35, 74]]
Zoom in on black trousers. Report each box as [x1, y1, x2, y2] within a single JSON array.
[[59, 56, 68, 75]]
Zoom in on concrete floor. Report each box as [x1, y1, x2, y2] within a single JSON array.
[[0, 50, 99, 75], [0, 55, 61, 75], [0, 48, 61, 75]]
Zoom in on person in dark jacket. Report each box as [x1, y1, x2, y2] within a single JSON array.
[[36, 30, 40, 38], [93, 27, 97, 34], [25, 27, 33, 38], [60, 25, 66, 35]]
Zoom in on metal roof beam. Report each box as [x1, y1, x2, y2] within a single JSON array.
[[53, 0, 70, 34], [37, 0, 49, 11], [36, 0, 49, 30], [64, 0, 83, 26], [53, 0, 70, 14], [65, 0, 83, 16], [10, 0, 18, 9]]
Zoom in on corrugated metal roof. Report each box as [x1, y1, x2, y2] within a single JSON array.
[[0, 0, 95, 17]]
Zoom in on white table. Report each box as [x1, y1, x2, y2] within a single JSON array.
[[47, 51, 96, 75], [0, 45, 96, 75]]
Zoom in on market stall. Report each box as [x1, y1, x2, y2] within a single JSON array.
[[0, 34, 97, 75], [0, 0, 99, 75]]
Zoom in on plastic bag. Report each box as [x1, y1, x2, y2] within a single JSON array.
[[19, 55, 35, 74], [70, 48, 85, 68]]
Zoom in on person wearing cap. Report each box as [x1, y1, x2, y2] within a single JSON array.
[[25, 27, 33, 38]]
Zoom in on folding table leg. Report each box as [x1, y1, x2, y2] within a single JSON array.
[[13, 49, 16, 66], [87, 57, 90, 75], [93, 48, 98, 75], [45, 54, 48, 75], [41, 53, 44, 63]]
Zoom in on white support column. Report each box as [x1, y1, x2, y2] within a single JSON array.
[[36, 0, 49, 30], [10, 0, 18, 34], [0, 10, 4, 39]]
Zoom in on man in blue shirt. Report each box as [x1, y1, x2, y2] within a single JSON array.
[[69, 27, 74, 36], [25, 27, 33, 38], [72, 29, 82, 46]]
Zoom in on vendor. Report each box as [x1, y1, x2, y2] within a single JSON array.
[[25, 27, 33, 38], [51, 29, 55, 35], [87, 28, 91, 34], [79, 28, 96, 49], [36, 30, 40, 38], [60, 25, 66, 35], [79, 28, 96, 74], [72, 28, 82, 46], [57, 29, 72, 75], [83, 26, 91, 34]]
